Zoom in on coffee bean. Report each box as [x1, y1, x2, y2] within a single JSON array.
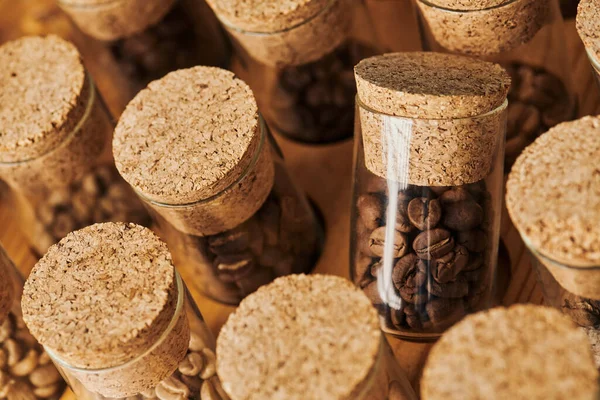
[[357, 193, 384, 230], [208, 228, 250, 255], [214, 252, 255, 283], [392, 254, 427, 294], [407, 197, 442, 230], [426, 298, 466, 329], [561, 292, 600, 328], [427, 275, 468, 298], [363, 280, 384, 307], [368, 226, 408, 258], [404, 305, 425, 330], [442, 200, 483, 231], [431, 245, 469, 284], [413, 229, 455, 260], [457, 229, 487, 253], [394, 207, 413, 233], [439, 187, 472, 204], [463, 252, 483, 272], [390, 307, 405, 329]]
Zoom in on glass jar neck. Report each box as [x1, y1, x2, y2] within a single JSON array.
[[524, 236, 600, 271]]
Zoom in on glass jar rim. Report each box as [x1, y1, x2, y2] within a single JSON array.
[[58, 0, 135, 10], [356, 95, 508, 122], [522, 233, 600, 271], [0, 73, 97, 166], [45, 270, 186, 374], [586, 47, 600, 73], [216, 0, 336, 36], [135, 115, 269, 209], [417, 0, 522, 13]]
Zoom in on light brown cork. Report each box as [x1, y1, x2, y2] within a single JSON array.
[[0, 35, 87, 163], [58, 0, 177, 41], [422, 0, 509, 10], [577, 0, 600, 64], [507, 116, 600, 299], [212, 0, 351, 67], [355, 52, 509, 185], [422, 305, 599, 400], [417, 0, 551, 56], [0, 246, 16, 323], [22, 223, 190, 397], [217, 274, 381, 400], [114, 67, 274, 236]]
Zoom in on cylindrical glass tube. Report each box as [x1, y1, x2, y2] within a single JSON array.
[[577, 1, 600, 89], [0, 246, 67, 400], [0, 36, 149, 256], [417, 0, 577, 169], [209, 0, 379, 144], [58, 0, 230, 98]]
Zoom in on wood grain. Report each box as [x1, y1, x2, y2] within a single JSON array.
[[0, 1, 598, 397]]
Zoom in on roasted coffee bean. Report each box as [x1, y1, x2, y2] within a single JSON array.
[[369, 226, 408, 258], [457, 229, 486, 253], [427, 275, 469, 299], [394, 204, 413, 233], [439, 187, 472, 204], [407, 197, 442, 230], [463, 253, 484, 272], [208, 228, 250, 255], [370, 261, 383, 279], [357, 193, 384, 230], [214, 253, 255, 283], [389, 307, 405, 330], [413, 229, 455, 260], [404, 305, 425, 330], [442, 200, 483, 231], [426, 298, 466, 329], [431, 245, 469, 284], [561, 292, 600, 328], [392, 254, 427, 294], [363, 280, 384, 307], [354, 255, 375, 284]]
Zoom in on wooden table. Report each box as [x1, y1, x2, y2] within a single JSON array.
[[0, 1, 598, 397]]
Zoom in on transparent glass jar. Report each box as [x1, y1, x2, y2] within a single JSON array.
[[0, 246, 67, 400], [47, 272, 227, 399], [351, 99, 507, 341], [210, 0, 379, 144], [0, 75, 150, 256], [59, 0, 230, 97], [587, 48, 600, 88], [417, 0, 577, 169], [138, 119, 324, 305]]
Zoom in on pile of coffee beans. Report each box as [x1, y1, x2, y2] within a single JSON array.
[[353, 181, 493, 334], [268, 41, 375, 144], [504, 62, 574, 169]]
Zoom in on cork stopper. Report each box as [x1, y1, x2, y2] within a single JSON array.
[[0, 35, 88, 163], [114, 67, 274, 236], [22, 223, 190, 397], [421, 305, 599, 400], [507, 116, 600, 299], [0, 246, 16, 323], [577, 0, 600, 63], [58, 0, 177, 41], [217, 274, 381, 400], [355, 52, 509, 185], [417, 0, 550, 56]]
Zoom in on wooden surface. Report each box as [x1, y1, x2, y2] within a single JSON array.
[[0, 1, 599, 398]]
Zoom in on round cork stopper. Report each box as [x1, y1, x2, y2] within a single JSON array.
[[0, 246, 15, 323], [0, 35, 87, 163], [208, 0, 330, 32], [217, 274, 381, 400], [114, 67, 261, 205], [421, 305, 599, 400], [577, 0, 600, 62], [506, 116, 600, 267], [422, 0, 508, 10], [22, 222, 179, 369], [355, 52, 511, 119]]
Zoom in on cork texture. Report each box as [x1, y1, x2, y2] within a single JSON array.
[[355, 52, 508, 185], [354, 52, 511, 119], [217, 274, 381, 400], [218, 0, 352, 66], [418, 0, 551, 56], [507, 116, 600, 297], [422, 0, 509, 10], [0, 35, 87, 163], [422, 305, 599, 400], [0, 245, 16, 323], [577, 0, 600, 64], [58, 0, 177, 41]]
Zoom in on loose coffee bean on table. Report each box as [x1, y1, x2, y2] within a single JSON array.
[[353, 181, 494, 334]]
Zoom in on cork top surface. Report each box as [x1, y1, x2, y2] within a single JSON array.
[[217, 274, 381, 400], [422, 0, 509, 11], [355, 52, 510, 119], [422, 305, 599, 400], [114, 67, 260, 204], [577, 0, 600, 56], [506, 116, 600, 267], [58, 0, 122, 5], [0, 35, 86, 163], [208, 0, 330, 32], [0, 246, 15, 322], [22, 223, 178, 369]]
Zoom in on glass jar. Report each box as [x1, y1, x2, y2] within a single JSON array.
[[112, 67, 324, 305], [0, 245, 67, 400], [208, 0, 379, 144], [350, 52, 508, 340], [417, 0, 577, 169], [58, 0, 231, 98], [0, 36, 150, 256], [576, 1, 600, 89]]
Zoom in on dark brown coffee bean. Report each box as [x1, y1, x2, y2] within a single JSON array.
[[463, 252, 483, 272], [430, 186, 450, 196], [404, 305, 425, 330], [390, 308, 405, 329], [368, 226, 408, 258], [426, 298, 466, 329], [442, 200, 484, 231], [457, 229, 486, 253], [363, 280, 384, 307], [357, 193, 383, 230], [427, 275, 468, 298], [561, 292, 600, 327], [413, 229, 455, 260], [370, 260, 382, 279], [214, 252, 255, 283], [431, 245, 469, 284], [399, 287, 429, 305], [407, 198, 442, 230], [208, 228, 249, 255], [439, 188, 472, 204], [392, 254, 427, 293], [394, 207, 413, 233]]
